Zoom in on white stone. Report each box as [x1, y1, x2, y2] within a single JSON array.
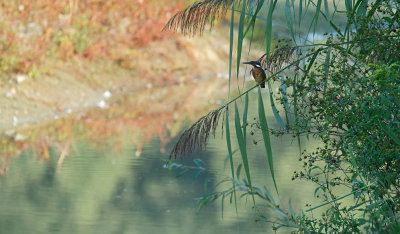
[[103, 90, 112, 99], [14, 133, 27, 141], [16, 74, 28, 83], [97, 100, 108, 109]]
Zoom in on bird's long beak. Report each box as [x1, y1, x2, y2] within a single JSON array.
[[243, 61, 252, 65]]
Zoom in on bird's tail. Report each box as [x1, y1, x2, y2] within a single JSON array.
[[260, 82, 265, 88]]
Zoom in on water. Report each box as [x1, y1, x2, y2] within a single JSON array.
[[0, 90, 318, 234]]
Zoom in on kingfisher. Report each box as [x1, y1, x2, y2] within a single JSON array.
[[243, 60, 266, 88]]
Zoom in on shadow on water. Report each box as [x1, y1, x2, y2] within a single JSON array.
[[0, 80, 322, 233], [0, 85, 319, 234], [0, 133, 281, 233]]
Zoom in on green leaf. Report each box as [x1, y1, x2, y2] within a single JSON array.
[[244, 0, 265, 37], [355, 0, 368, 17], [289, 200, 296, 219], [234, 101, 255, 204], [305, 49, 321, 74], [313, 0, 322, 35], [242, 92, 249, 143], [263, 186, 276, 205], [193, 169, 204, 181], [383, 16, 394, 26], [323, 0, 330, 19], [228, 2, 235, 96], [225, 107, 238, 213], [345, 0, 352, 12], [265, 0, 277, 64], [258, 87, 278, 194], [285, 0, 296, 43], [267, 82, 286, 129], [293, 73, 302, 155], [237, 0, 247, 79], [280, 75, 291, 125], [236, 164, 242, 179], [193, 158, 205, 168], [298, 0, 303, 27], [323, 46, 331, 93], [168, 162, 183, 171], [380, 122, 400, 145]]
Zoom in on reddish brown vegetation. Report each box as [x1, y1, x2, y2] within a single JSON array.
[[0, 0, 183, 75]]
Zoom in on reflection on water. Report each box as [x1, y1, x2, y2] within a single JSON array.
[[0, 84, 318, 233]]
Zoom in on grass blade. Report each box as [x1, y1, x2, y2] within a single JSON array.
[[229, 2, 235, 96], [293, 73, 302, 155], [345, 0, 352, 12], [313, 0, 322, 35], [323, 46, 331, 93], [380, 122, 400, 146], [225, 107, 238, 213], [285, 0, 296, 43], [237, 0, 247, 79], [244, 0, 264, 37], [280, 75, 291, 125], [242, 92, 249, 143], [266, 0, 278, 64], [305, 48, 321, 74], [258, 87, 278, 194], [323, 0, 330, 20], [234, 101, 255, 204], [298, 0, 303, 27], [267, 82, 286, 129]]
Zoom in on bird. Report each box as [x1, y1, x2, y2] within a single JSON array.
[[243, 60, 266, 88]]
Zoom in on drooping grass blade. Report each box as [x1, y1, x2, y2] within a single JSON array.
[[237, 0, 247, 79], [313, 0, 322, 35], [280, 75, 291, 126], [267, 82, 286, 130], [242, 92, 249, 143], [293, 73, 302, 155], [305, 48, 321, 74], [225, 107, 238, 213], [266, 0, 277, 64], [244, 0, 265, 37], [323, 46, 331, 93], [285, 0, 296, 43], [298, 0, 303, 27], [234, 101, 255, 204], [228, 2, 235, 96], [323, 0, 330, 19], [257, 87, 278, 194]]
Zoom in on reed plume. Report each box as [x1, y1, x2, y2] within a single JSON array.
[[169, 107, 224, 160], [164, 0, 261, 36]]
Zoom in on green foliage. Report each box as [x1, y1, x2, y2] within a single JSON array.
[[166, 0, 400, 232]]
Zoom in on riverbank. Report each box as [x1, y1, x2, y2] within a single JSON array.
[[0, 27, 243, 173]]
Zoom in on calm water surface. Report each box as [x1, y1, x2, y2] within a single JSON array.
[[0, 91, 318, 234]]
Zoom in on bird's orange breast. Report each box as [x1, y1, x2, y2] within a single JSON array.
[[251, 67, 266, 84]]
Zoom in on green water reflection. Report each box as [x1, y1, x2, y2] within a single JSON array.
[[0, 94, 318, 234]]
